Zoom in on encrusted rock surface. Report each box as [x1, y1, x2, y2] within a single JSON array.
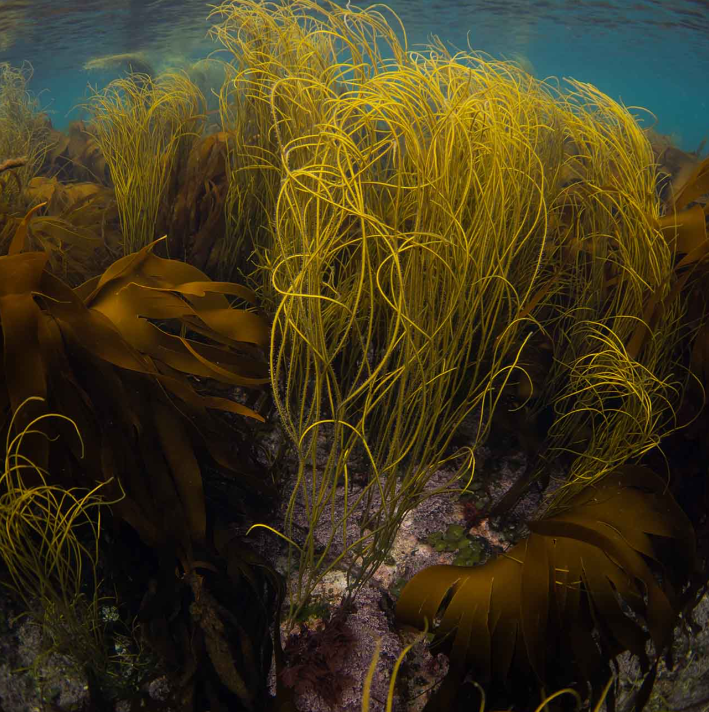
[[1, 425, 707, 712], [0, 595, 89, 712]]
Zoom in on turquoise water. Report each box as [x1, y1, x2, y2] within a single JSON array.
[[1, 0, 707, 151]]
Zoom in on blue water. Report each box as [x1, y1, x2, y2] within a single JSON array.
[[1, 0, 707, 152]]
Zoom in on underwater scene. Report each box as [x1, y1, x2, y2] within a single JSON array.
[[0, 0, 709, 710]]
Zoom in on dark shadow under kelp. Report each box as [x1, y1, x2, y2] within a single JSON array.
[[0, 211, 280, 709]]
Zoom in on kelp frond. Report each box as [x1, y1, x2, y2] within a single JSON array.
[[1, 210, 270, 565], [86, 71, 205, 254], [396, 466, 696, 711], [0, 209, 280, 707], [0, 61, 50, 213], [210, 0, 688, 628]]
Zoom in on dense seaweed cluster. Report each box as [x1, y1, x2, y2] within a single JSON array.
[[0, 1, 708, 710]]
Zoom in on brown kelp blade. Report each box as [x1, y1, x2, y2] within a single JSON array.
[[627, 169, 709, 360], [1, 208, 273, 550], [671, 155, 709, 211], [0, 251, 51, 465], [82, 238, 269, 384], [395, 466, 695, 708]]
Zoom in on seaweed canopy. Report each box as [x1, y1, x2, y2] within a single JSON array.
[[516, 81, 683, 513], [0, 61, 50, 212], [486, 87, 693, 517], [86, 71, 205, 255], [212, 0, 559, 619], [212, 0, 690, 630], [209, 0, 408, 288]]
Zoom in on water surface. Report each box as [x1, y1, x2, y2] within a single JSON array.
[[0, 0, 706, 149]]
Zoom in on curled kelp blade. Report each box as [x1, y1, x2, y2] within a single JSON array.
[[80, 238, 269, 383], [0, 251, 279, 712], [670, 155, 709, 212], [395, 466, 695, 709], [626, 157, 709, 361], [21, 178, 121, 281], [1, 216, 273, 546], [0, 251, 52, 468], [167, 131, 230, 270]]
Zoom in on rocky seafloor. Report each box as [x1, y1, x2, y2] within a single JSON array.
[[1, 422, 708, 712]]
